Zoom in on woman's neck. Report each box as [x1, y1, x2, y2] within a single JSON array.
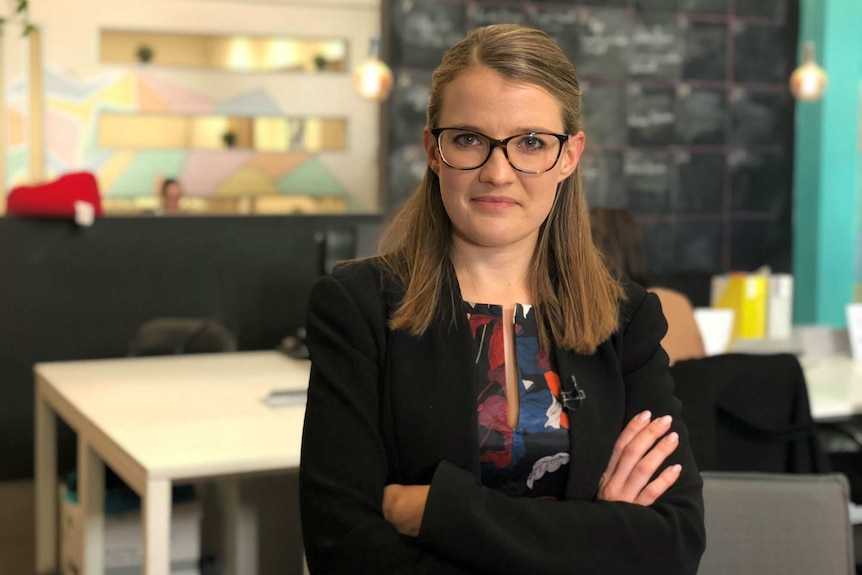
[[451, 239, 534, 305]]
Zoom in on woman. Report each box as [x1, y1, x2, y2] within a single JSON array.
[[589, 207, 707, 365], [300, 24, 705, 574]]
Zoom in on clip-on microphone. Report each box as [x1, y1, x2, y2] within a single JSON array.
[[561, 375, 586, 411]]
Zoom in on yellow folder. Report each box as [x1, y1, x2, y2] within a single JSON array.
[[715, 273, 768, 339]]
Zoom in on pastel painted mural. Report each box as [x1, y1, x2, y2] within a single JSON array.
[[3, 0, 383, 214], [39, 67, 352, 209], [4, 78, 29, 188]]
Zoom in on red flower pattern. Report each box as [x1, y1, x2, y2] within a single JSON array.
[[487, 321, 505, 370], [468, 303, 570, 498], [478, 395, 512, 468], [469, 313, 494, 338]]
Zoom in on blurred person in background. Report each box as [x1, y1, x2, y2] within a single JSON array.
[[159, 178, 183, 215], [589, 207, 706, 366]]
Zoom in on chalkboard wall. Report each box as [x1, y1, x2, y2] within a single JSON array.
[[384, 0, 798, 281]]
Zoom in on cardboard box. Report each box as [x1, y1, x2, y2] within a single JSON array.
[[59, 484, 201, 575]]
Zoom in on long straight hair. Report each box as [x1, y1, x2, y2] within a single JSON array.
[[379, 24, 622, 353]]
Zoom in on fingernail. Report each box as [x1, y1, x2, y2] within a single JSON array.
[[637, 410, 651, 422], [658, 415, 672, 426], [670, 464, 682, 474], [665, 432, 679, 444]]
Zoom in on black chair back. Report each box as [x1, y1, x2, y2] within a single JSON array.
[[128, 317, 237, 356], [671, 353, 830, 474]]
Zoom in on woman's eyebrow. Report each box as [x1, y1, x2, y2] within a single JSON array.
[[441, 123, 483, 132], [442, 125, 559, 136]]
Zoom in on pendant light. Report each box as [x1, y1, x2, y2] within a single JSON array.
[[789, 42, 828, 101], [353, 37, 393, 102]]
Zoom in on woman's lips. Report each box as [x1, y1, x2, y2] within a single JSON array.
[[471, 196, 518, 210]]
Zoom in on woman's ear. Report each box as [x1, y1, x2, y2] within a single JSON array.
[[556, 131, 586, 183], [424, 127, 440, 175]]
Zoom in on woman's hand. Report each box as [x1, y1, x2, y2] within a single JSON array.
[[598, 410, 681, 506], [383, 484, 430, 537]]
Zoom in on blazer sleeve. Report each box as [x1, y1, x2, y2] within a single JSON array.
[[416, 288, 706, 575], [300, 269, 472, 575]]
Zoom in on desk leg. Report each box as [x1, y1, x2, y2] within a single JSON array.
[[220, 478, 258, 575], [78, 436, 105, 575], [143, 478, 171, 575], [35, 393, 57, 575]]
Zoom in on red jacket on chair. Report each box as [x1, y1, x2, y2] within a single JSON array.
[[6, 172, 102, 218]]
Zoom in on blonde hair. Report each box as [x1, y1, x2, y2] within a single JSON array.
[[379, 24, 622, 353]]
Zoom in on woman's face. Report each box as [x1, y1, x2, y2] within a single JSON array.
[[425, 66, 584, 254]]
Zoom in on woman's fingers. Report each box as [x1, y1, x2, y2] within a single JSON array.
[[617, 430, 679, 501], [604, 410, 652, 477], [600, 414, 681, 504], [382, 484, 399, 522], [634, 463, 682, 506], [382, 484, 430, 537], [607, 415, 673, 491]]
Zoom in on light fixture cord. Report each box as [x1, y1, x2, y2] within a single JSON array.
[[802, 41, 816, 64], [369, 37, 380, 59]]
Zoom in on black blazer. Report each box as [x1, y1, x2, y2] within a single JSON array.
[[300, 258, 705, 575]]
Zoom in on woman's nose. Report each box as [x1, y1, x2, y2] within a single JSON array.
[[478, 146, 516, 184]]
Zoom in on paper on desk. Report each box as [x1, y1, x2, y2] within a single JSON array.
[[263, 388, 307, 407]]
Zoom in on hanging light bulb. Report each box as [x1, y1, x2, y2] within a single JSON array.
[[353, 37, 393, 102], [789, 42, 828, 101]]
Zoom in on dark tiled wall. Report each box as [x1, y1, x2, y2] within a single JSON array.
[[384, 0, 797, 279]]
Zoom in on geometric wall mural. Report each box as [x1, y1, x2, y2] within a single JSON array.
[[4, 77, 30, 189], [10, 66, 351, 203]]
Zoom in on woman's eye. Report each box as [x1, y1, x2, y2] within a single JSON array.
[[453, 133, 480, 146], [521, 135, 545, 150]]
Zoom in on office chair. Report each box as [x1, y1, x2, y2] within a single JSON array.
[[699, 471, 854, 575], [670, 352, 830, 474]]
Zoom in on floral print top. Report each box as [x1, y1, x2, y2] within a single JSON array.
[[466, 301, 571, 499]]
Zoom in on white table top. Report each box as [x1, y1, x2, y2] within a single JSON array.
[[800, 355, 862, 421], [34, 348, 862, 484], [35, 351, 310, 482]]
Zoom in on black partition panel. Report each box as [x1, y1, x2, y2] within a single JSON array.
[[0, 214, 382, 480], [384, 0, 798, 283]]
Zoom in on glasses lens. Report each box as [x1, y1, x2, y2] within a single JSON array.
[[506, 134, 562, 173], [437, 129, 563, 173], [438, 130, 490, 170]]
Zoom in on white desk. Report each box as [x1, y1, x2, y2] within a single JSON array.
[[800, 355, 862, 421], [34, 350, 310, 575]]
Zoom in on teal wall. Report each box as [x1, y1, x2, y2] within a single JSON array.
[[793, 0, 862, 326]]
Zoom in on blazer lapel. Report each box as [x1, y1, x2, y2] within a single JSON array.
[[386, 298, 480, 483], [555, 346, 625, 500]]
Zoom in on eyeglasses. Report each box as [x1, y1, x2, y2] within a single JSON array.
[[431, 127, 570, 174]]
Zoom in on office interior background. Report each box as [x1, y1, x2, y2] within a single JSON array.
[[1, 0, 860, 573]]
